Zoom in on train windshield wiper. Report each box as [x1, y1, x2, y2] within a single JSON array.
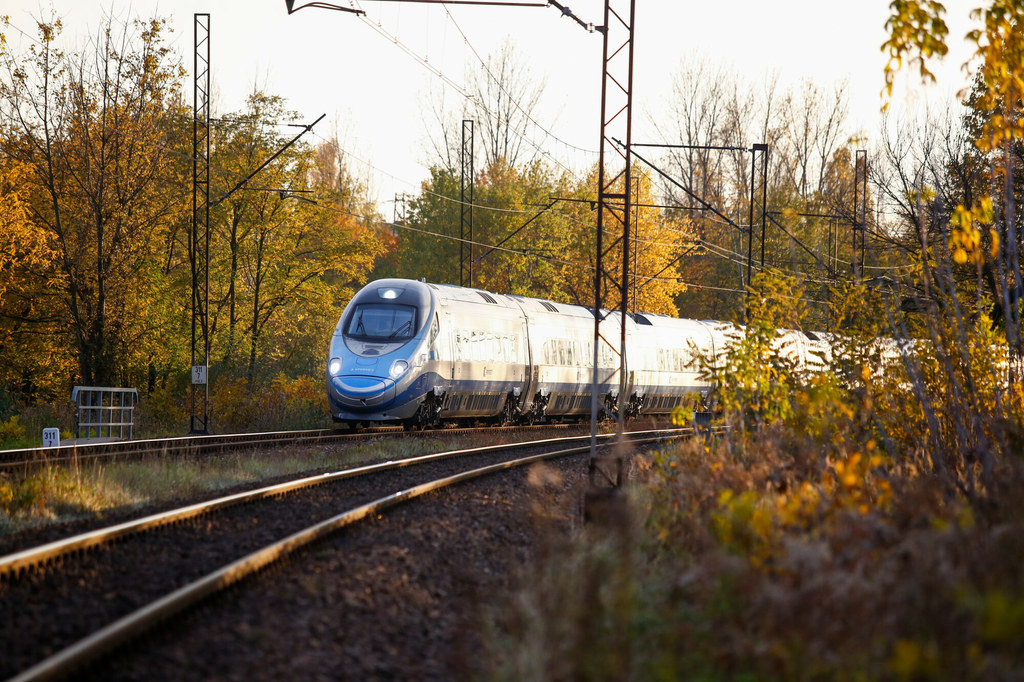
[[389, 320, 412, 338], [354, 315, 366, 336]]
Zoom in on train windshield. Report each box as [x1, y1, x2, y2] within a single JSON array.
[[345, 304, 417, 340]]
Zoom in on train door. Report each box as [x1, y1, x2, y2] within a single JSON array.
[[433, 305, 454, 385], [518, 312, 535, 411]]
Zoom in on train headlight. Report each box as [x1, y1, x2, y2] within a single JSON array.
[[389, 359, 409, 379], [328, 358, 342, 375]]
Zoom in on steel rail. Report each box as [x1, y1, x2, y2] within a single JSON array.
[[7, 430, 691, 682], [0, 428, 689, 578], [0, 428, 390, 469], [0, 423, 577, 470]]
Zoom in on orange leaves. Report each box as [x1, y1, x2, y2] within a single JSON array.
[[0, 162, 47, 299], [774, 480, 822, 529]]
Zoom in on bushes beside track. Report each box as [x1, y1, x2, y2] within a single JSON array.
[[132, 373, 331, 436], [0, 374, 331, 447], [477, 275, 1024, 680]]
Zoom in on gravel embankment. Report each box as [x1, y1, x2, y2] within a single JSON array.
[[83, 454, 589, 681], [2, 447, 591, 680]]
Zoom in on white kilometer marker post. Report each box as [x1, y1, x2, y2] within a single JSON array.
[[42, 428, 61, 449]]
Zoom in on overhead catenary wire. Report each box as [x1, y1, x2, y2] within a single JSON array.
[[303, 193, 831, 305], [437, 2, 599, 157], [297, 164, 831, 296], [162, 122, 914, 291], [349, 0, 597, 184], [1, 5, 940, 312], [6, 13, 921, 294], [23, 6, 842, 288], [3, 80, 917, 294]]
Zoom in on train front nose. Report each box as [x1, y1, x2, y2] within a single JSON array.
[[330, 374, 397, 408]]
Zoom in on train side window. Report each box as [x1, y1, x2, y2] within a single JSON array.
[[473, 331, 483, 361]]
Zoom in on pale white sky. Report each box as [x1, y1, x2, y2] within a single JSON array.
[[4, 1, 981, 207]]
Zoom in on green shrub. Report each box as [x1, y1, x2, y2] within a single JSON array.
[[135, 382, 188, 437], [0, 415, 25, 445]]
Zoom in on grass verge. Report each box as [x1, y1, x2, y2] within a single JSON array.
[[0, 435, 460, 537]]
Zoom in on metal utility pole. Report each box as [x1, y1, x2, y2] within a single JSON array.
[[631, 175, 640, 312], [853, 149, 867, 281], [461, 120, 475, 288], [746, 143, 768, 288], [759, 145, 769, 271], [589, 0, 635, 489], [190, 13, 211, 435], [828, 217, 837, 279]]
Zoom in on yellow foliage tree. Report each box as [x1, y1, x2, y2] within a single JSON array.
[[0, 16, 188, 391]]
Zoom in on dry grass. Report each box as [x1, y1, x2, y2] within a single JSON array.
[[0, 436, 455, 536], [478, 429, 1024, 681], [477, 274, 1024, 680]]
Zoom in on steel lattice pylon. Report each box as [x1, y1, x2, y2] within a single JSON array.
[[460, 119, 474, 288], [190, 14, 211, 434], [589, 0, 635, 487]]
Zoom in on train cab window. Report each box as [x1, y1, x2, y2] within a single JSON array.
[[346, 304, 417, 340]]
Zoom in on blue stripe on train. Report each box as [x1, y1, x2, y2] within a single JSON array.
[[330, 368, 708, 421]]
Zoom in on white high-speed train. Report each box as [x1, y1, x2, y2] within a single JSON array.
[[326, 278, 830, 428]]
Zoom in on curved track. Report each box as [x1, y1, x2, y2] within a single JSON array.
[[1, 428, 697, 681]]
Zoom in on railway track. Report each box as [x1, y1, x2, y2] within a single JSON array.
[[1, 427, 702, 681], [0, 423, 581, 470]]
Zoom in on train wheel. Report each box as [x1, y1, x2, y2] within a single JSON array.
[[408, 393, 443, 430], [498, 393, 518, 426]]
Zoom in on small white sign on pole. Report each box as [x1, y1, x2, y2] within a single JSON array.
[[42, 428, 61, 449], [191, 365, 208, 385]]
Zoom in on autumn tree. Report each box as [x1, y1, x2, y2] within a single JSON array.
[[551, 163, 692, 313], [0, 158, 73, 402], [425, 39, 547, 172], [381, 158, 576, 298], [884, 1, 1024, 351], [876, 0, 1024, 485], [404, 38, 691, 314], [395, 40, 566, 295], [655, 58, 858, 322], [0, 15, 188, 391], [206, 93, 384, 382]]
